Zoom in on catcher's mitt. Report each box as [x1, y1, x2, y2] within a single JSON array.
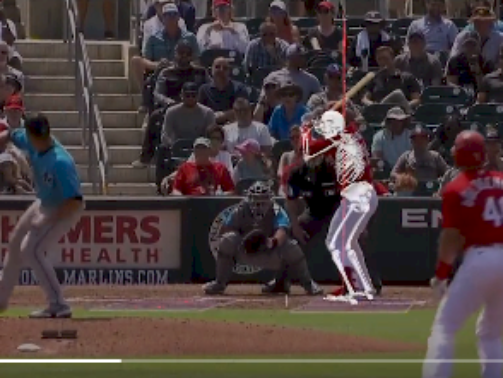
[[242, 229, 268, 254]]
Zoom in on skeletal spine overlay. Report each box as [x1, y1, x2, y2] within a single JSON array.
[[335, 133, 366, 186]]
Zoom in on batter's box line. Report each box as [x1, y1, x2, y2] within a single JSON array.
[[87, 308, 214, 313], [289, 307, 413, 315]]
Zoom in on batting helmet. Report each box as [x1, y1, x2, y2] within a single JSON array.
[[452, 130, 486, 170]]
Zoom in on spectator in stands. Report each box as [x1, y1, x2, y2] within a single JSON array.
[[0, 41, 22, 88], [198, 57, 249, 125], [243, 22, 289, 74], [142, 1, 189, 56], [348, 11, 400, 71], [0, 74, 11, 105], [307, 63, 360, 117], [464, 0, 503, 33], [268, 81, 309, 141], [5, 72, 22, 96], [196, 0, 249, 54], [0, 3, 21, 71], [428, 114, 462, 165], [307, 1, 342, 51], [362, 46, 421, 114], [131, 3, 199, 94], [451, 7, 503, 66], [477, 45, 503, 103], [407, 0, 458, 54], [446, 31, 493, 97], [277, 125, 303, 196], [186, 124, 233, 173], [484, 127, 503, 171], [153, 41, 208, 109], [267, 0, 300, 44], [262, 44, 321, 104], [3, 94, 23, 130], [132, 82, 215, 168], [145, 1, 196, 32], [391, 125, 448, 182], [253, 77, 280, 124], [232, 139, 272, 184], [171, 137, 235, 195], [371, 107, 412, 168], [394, 31, 443, 89], [224, 97, 273, 154], [77, 0, 116, 40], [393, 172, 418, 196]]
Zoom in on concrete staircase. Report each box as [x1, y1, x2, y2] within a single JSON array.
[[20, 40, 157, 196]]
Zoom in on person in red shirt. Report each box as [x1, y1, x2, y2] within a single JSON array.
[[172, 137, 235, 196], [423, 130, 503, 378]]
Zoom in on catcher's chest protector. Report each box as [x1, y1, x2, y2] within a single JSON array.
[[235, 203, 277, 237]]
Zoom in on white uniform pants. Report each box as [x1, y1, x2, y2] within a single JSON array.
[[423, 246, 503, 378]]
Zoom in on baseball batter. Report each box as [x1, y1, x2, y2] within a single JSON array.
[[203, 181, 321, 295], [302, 110, 377, 300], [423, 130, 503, 378], [0, 114, 83, 318]]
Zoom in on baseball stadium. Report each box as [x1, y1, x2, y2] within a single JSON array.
[[1, 0, 503, 377]]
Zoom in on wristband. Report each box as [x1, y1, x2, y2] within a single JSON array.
[[435, 261, 452, 280]]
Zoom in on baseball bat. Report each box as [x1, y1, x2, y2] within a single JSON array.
[[330, 71, 377, 111]]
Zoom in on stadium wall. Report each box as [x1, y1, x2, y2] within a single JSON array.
[[0, 197, 441, 286]]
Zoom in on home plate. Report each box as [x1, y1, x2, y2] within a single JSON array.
[[88, 297, 237, 312], [292, 297, 425, 313]]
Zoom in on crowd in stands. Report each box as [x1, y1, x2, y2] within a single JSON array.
[[0, 0, 29, 195], [130, 0, 503, 198]]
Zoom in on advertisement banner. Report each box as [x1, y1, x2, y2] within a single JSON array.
[[0, 210, 182, 285]]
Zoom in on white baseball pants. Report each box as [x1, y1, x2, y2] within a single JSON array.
[[423, 246, 503, 378], [0, 199, 83, 308], [325, 182, 378, 293]]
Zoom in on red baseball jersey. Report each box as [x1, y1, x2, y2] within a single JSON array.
[[442, 169, 503, 249]]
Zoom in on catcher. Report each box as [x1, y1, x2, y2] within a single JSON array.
[[203, 180, 322, 296]]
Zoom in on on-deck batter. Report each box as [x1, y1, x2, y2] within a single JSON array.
[[0, 114, 83, 319], [423, 130, 503, 378]]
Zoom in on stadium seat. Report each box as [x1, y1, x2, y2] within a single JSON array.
[[413, 104, 458, 127], [467, 104, 503, 125], [170, 139, 194, 169], [307, 67, 326, 83], [362, 104, 395, 126], [413, 180, 440, 197], [246, 85, 261, 104], [229, 65, 247, 83], [293, 17, 318, 30], [370, 158, 392, 181], [390, 18, 416, 37], [305, 50, 338, 68], [451, 18, 468, 30], [459, 121, 484, 133], [200, 49, 243, 68], [421, 86, 470, 105], [245, 18, 265, 36], [248, 66, 279, 89]]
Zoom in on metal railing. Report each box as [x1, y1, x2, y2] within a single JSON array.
[[63, 0, 109, 195]]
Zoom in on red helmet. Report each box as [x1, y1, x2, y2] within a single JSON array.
[[453, 130, 486, 170]]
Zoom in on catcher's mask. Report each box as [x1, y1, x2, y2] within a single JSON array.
[[245, 181, 274, 221]]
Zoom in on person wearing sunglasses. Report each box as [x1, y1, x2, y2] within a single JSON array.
[[253, 77, 280, 125], [268, 81, 309, 141], [243, 21, 289, 75], [196, 0, 249, 54], [266, 0, 300, 44], [307, 1, 342, 51]]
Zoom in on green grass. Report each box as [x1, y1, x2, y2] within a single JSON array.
[[0, 307, 485, 378]]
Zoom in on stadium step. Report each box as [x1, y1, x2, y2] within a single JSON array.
[[43, 111, 143, 129], [82, 182, 157, 196], [53, 128, 143, 146], [67, 145, 140, 165], [23, 58, 125, 77], [16, 40, 123, 60], [25, 94, 142, 112], [26, 76, 131, 94], [78, 164, 156, 184]]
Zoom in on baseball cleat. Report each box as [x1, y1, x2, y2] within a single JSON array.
[[262, 279, 291, 295], [203, 281, 226, 295], [29, 304, 72, 319], [303, 280, 324, 296]]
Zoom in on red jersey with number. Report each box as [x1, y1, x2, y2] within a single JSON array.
[[442, 169, 503, 249]]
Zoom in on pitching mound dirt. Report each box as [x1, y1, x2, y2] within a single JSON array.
[[0, 318, 420, 357]]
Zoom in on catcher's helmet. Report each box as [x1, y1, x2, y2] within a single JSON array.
[[452, 130, 486, 170], [246, 181, 274, 220]]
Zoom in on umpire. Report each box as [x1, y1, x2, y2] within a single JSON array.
[[203, 181, 322, 295]]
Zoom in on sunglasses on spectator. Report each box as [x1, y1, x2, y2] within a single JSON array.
[[183, 92, 198, 98]]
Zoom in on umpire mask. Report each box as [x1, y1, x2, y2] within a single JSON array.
[[245, 181, 274, 221]]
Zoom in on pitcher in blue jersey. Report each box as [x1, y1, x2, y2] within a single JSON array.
[[0, 114, 83, 318]]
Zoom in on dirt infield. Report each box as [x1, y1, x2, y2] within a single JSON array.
[[0, 285, 430, 358]]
